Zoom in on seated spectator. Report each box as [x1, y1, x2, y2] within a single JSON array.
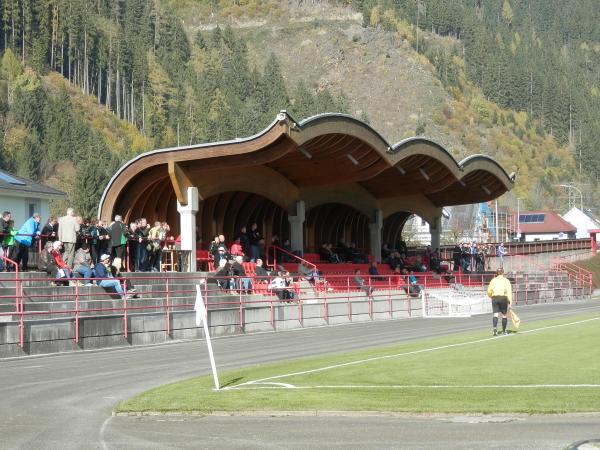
[[73, 244, 94, 285], [94, 254, 129, 299], [392, 266, 407, 288], [354, 269, 373, 297], [349, 242, 368, 264], [111, 257, 137, 296], [407, 270, 423, 297], [230, 238, 245, 258], [38, 241, 55, 276], [429, 251, 441, 273], [254, 258, 270, 282], [50, 241, 72, 285], [320, 242, 341, 263], [411, 255, 427, 272], [231, 255, 251, 293], [368, 261, 384, 281], [382, 243, 393, 262], [214, 258, 232, 290], [268, 271, 294, 302], [388, 251, 403, 271]]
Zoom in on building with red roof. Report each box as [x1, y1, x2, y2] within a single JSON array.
[[513, 210, 576, 242]]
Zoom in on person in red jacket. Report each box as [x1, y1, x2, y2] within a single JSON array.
[[50, 241, 72, 284]]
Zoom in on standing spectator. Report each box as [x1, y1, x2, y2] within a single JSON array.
[[209, 235, 221, 263], [2, 220, 17, 270], [496, 243, 507, 269], [108, 215, 127, 264], [248, 223, 261, 262], [95, 220, 110, 264], [135, 218, 149, 271], [238, 226, 250, 256], [128, 222, 138, 272], [14, 213, 41, 271], [147, 221, 164, 272], [58, 208, 79, 267], [0, 211, 11, 271], [41, 216, 58, 248]]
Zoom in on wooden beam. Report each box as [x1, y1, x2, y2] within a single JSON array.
[[168, 161, 194, 206]]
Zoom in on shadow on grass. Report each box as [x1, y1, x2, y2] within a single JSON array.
[[220, 377, 245, 389]]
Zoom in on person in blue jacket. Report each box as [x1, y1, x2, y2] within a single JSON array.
[[14, 213, 41, 271]]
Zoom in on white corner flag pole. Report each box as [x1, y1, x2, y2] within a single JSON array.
[[195, 283, 220, 390]]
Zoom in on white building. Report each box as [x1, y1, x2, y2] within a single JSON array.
[[561, 207, 600, 239], [0, 169, 65, 227], [404, 208, 451, 246]]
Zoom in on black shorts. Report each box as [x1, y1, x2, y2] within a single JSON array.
[[492, 296, 508, 315]]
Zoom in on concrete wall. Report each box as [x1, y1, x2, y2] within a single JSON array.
[[0, 293, 417, 358]]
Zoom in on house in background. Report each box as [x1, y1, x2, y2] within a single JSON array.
[[0, 169, 65, 227], [512, 210, 576, 242], [561, 207, 600, 239]]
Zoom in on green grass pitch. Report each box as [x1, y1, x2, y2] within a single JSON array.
[[117, 313, 600, 414]]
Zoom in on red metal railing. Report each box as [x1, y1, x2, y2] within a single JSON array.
[[0, 267, 591, 350], [266, 245, 317, 272]]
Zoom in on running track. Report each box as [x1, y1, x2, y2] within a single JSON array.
[[1, 301, 599, 449]]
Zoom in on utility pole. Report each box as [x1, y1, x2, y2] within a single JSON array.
[[557, 183, 583, 211]]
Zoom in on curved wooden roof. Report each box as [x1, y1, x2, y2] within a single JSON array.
[[98, 111, 514, 221]]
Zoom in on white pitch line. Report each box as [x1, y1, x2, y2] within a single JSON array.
[[230, 316, 600, 390], [227, 384, 600, 390]]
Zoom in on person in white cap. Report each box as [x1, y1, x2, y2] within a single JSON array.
[[94, 254, 127, 298]]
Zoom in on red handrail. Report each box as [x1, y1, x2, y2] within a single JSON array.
[[266, 245, 317, 272]]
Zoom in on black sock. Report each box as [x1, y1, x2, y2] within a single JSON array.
[[502, 318, 507, 332], [493, 316, 498, 329]]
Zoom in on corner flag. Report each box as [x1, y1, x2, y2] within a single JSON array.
[[195, 283, 220, 390]]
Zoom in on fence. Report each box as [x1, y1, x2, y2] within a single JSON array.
[[0, 267, 592, 351]]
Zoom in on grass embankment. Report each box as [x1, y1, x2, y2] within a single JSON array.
[[575, 253, 600, 289], [117, 314, 600, 414]]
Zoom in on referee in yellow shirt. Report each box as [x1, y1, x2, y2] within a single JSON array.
[[487, 268, 513, 336]]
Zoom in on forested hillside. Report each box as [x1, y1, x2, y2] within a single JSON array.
[[0, 0, 347, 217], [0, 0, 598, 216], [355, 0, 599, 202]]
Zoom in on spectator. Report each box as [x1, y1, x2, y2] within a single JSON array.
[[452, 243, 461, 272], [73, 244, 94, 285], [40, 216, 58, 248], [269, 271, 294, 302], [58, 208, 79, 267], [37, 241, 54, 276], [111, 257, 137, 296], [238, 226, 250, 256], [95, 220, 110, 265], [14, 212, 41, 271], [2, 220, 17, 270], [231, 255, 251, 293], [230, 238, 245, 257], [411, 255, 427, 272], [134, 218, 149, 271], [77, 218, 93, 250], [127, 222, 138, 272], [108, 215, 127, 263], [354, 269, 373, 297], [147, 221, 164, 272], [368, 261, 384, 281], [209, 235, 221, 263], [94, 254, 128, 299], [248, 223, 261, 262], [496, 243, 507, 269], [407, 270, 423, 297], [0, 211, 11, 271], [214, 258, 232, 290], [255, 258, 270, 279], [50, 241, 72, 285]]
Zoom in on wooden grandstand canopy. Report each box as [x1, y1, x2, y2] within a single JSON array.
[[98, 111, 514, 226]]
